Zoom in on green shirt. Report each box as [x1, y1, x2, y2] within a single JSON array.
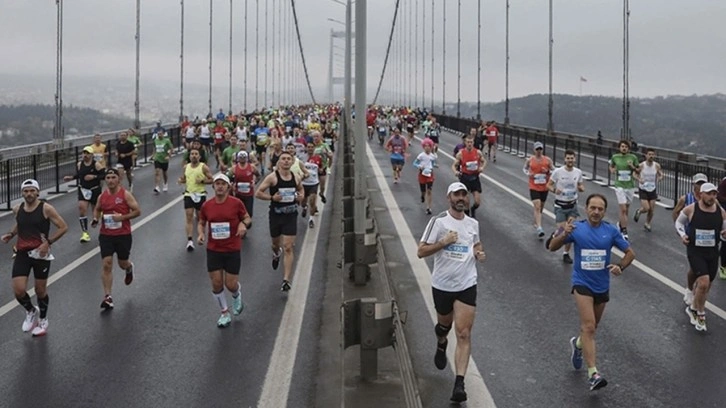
[[609, 153, 639, 189], [127, 134, 141, 147], [153, 138, 174, 163], [221, 145, 240, 168]]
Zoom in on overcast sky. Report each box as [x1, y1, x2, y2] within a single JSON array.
[[1, 0, 725, 107]]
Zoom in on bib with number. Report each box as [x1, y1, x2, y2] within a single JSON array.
[[695, 229, 716, 247], [617, 170, 631, 182], [103, 214, 121, 230], [155, 145, 166, 153], [642, 182, 656, 192], [443, 242, 469, 262], [210, 222, 231, 240], [422, 167, 433, 177], [278, 187, 296, 203], [190, 192, 205, 203], [93, 153, 103, 162], [533, 173, 548, 185], [465, 161, 478, 171], [580, 249, 606, 271], [81, 188, 93, 200], [237, 182, 251, 194]]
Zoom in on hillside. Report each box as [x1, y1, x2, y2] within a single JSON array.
[[0, 104, 132, 148], [456, 94, 726, 157]]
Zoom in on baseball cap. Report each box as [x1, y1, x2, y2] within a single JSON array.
[[447, 182, 468, 195], [213, 173, 231, 184], [83, 146, 94, 153], [20, 179, 40, 191], [534, 141, 544, 150], [105, 168, 120, 177], [692, 173, 708, 184], [236, 151, 249, 160], [700, 183, 718, 193]]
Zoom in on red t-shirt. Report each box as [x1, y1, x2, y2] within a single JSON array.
[[459, 148, 481, 175], [232, 163, 256, 197], [98, 188, 132, 236], [213, 126, 226, 144], [486, 125, 499, 143], [199, 195, 248, 252]]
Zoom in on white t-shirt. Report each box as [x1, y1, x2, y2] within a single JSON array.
[[302, 160, 320, 186], [235, 126, 248, 141], [414, 152, 436, 178], [639, 161, 658, 192], [420, 211, 480, 292], [199, 125, 211, 140], [550, 166, 583, 203]]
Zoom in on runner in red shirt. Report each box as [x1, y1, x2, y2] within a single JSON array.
[[198, 173, 251, 328], [452, 136, 487, 217], [485, 122, 500, 162]]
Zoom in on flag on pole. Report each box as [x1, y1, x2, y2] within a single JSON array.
[[580, 76, 588, 82]]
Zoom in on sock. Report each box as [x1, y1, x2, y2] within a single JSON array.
[[455, 375, 465, 384], [213, 290, 228, 312], [38, 295, 49, 319], [229, 282, 241, 298], [187, 236, 192, 241], [79, 217, 88, 232], [587, 367, 598, 377], [575, 336, 582, 349], [563, 250, 569, 255], [15, 293, 34, 312], [472, 203, 480, 210]]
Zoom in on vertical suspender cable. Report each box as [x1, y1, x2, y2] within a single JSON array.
[[290, 0, 318, 104], [505, 0, 510, 124], [456, 0, 461, 118], [229, 0, 233, 114], [55, 0, 64, 143], [414, 0, 419, 108], [477, 0, 481, 121], [135, 0, 141, 128], [430, 0, 434, 112], [244, 0, 248, 112], [180, 0, 184, 121], [422, 0, 425, 110], [208, 0, 213, 116], [547, 0, 554, 134], [372, 0, 401, 105], [272, 0, 276, 108], [442, 0, 446, 115], [408, 0, 413, 107], [623, 0, 630, 140], [264, 0, 268, 107]]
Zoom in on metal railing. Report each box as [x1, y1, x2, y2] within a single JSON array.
[[434, 115, 726, 207], [0, 126, 182, 210]]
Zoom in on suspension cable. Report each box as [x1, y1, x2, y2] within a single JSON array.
[[372, 0, 402, 105], [290, 0, 317, 105]]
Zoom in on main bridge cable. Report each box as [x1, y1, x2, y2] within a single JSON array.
[[372, 0, 402, 105], [290, 0, 317, 105]]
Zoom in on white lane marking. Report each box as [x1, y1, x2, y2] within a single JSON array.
[[365, 143, 497, 408], [428, 138, 726, 322], [257, 175, 331, 408], [0, 195, 184, 318]]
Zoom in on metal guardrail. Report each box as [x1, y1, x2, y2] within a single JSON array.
[[434, 115, 726, 206], [0, 125, 182, 210]]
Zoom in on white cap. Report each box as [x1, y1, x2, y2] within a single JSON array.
[[533, 141, 544, 150], [212, 173, 231, 184], [447, 182, 468, 195], [236, 151, 249, 160], [700, 183, 717, 193], [21, 179, 40, 191], [692, 173, 708, 184]]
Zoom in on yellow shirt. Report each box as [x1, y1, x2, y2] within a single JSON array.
[[184, 163, 207, 196], [290, 157, 305, 180], [91, 143, 107, 168]]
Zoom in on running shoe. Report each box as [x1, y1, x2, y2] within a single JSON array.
[[232, 295, 245, 316], [450, 379, 467, 403], [319, 193, 327, 204], [644, 223, 652, 232], [570, 337, 583, 370], [129, 184, 134, 193], [420, 194, 425, 203], [537, 226, 545, 239], [162, 183, 169, 192], [719, 265, 726, 280], [272, 249, 282, 270], [101, 295, 114, 310], [633, 208, 641, 223], [217, 311, 232, 328], [153, 186, 160, 195], [186, 240, 195, 252], [309, 219, 315, 229], [683, 289, 694, 306], [124, 262, 134, 285], [31, 318, 48, 337], [281, 280, 292, 292], [301, 206, 307, 218], [695, 314, 707, 332], [685, 306, 698, 326], [588, 372, 608, 391], [621, 231, 629, 241], [425, 208, 432, 215], [22, 306, 39, 332], [434, 340, 448, 370], [80, 231, 91, 243], [563, 253, 574, 264]]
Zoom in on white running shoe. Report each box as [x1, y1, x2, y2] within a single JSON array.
[[32, 318, 49, 337], [683, 289, 694, 306], [186, 240, 195, 252], [22, 306, 39, 332], [162, 183, 169, 192]]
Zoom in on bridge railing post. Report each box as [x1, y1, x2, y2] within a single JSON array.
[[342, 297, 394, 381]]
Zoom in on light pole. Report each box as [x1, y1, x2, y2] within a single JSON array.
[[330, 0, 353, 142], [622, 0, 630, 140], [244, 0, 248, 112], [229, 0, 233, 114], [135, 0, 141, 129], [208, 0, 213, 117], [456, 0, 461, 118], [477, 0, 481, 120], [180, 0, 184, 122]]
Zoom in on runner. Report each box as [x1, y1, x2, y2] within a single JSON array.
[[115, 131, 136, 191], [312, 131, 334, 203], [220, 134, 240, 172], [633, 148, 664, 231], [183, 138, 208, 165], [199, 119, 213, 155], [414, 138, 437, 215], [676, 183, 726, 332], [484, 121, 499, 162], [178, 148, 213, 251], [523, 141, 554, 239], [90, 134, 109, 170], [230, 151, 260, 220], [63, 146, 105, 243], [1, 179, 68, 337], [417, 182, 486, 403], [253, 119, 271, 175], [255, 151, 305, 292], [548, 193, 634, 391], [197, 173, 252, 328], [301, 142, 324, 228], [92, 169, 141, 311], [608, 140, 639, 240], [672, 173, 708, 306], [451, 136, 487, 217], [425, 116, 441, 157], [547, 150, 585, 264], [126, 128, 142, 168], [385, 128, 409, 184], [153, 130, 174, 194]]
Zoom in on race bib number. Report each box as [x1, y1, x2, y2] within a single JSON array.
[[191, 192, 204, 203], [695, 229, 716, 247], [93, 153, 103, 162], [443, 242, 469, 262], [214, 133, 223, 140], [533, 173, 547, 185], [81, 188, 93, 200], [617, 170, 631, 182], [581, 249, 606, 271], [237, 182, 251, 194], [155, 145, 166, 153], [210, 222, 231, 240], [279, 187, 296, 203], [257, 134, 268, 145], [642, 182, 656, 192], [103, 214, 121, 230], [422, 167, 433, 177], [465, 161, 478, 171]]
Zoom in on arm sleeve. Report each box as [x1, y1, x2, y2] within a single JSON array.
[[674, 211, 688, 238]]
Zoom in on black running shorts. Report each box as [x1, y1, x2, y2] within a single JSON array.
[[206, 249, 241, 274], [432, 285, 477, 316]]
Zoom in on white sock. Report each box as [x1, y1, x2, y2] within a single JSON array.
[[213, 291, 228, 311], [229, 282, 241, 299]]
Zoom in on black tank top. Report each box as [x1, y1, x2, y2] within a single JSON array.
[[16, 201, 50, 251], [270, 151, 282, 169], [78, 160, 102, 189], [687, 203, 723, 253], [269, 170, 298, 211]]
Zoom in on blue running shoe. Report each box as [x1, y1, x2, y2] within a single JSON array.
[[588, 372, 607, 391], [232, 295, 245, 316], [570, 337, 583, 370], [217, 311, 232, 328]]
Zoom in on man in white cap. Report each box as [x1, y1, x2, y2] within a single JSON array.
[[1, 179, 68, 337], [672, 173, 709, 306], [417, 182, 486, 403], [197, 173, 251, 328], [675, 182, 726, 332]]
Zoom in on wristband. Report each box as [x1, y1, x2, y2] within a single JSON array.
[[618, 263, 627, 271]]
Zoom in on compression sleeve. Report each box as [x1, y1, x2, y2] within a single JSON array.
[[675, 211, 689, 238]]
